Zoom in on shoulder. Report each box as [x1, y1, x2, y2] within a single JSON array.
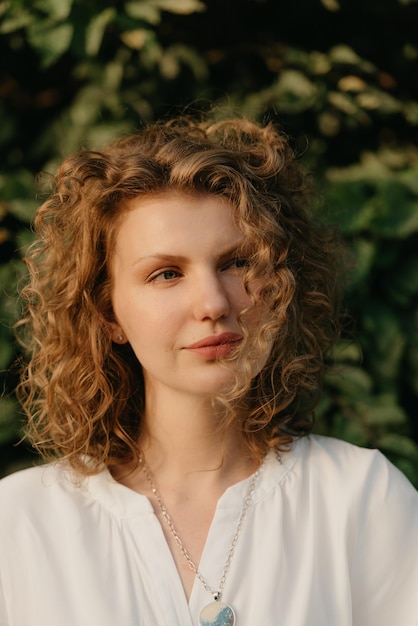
[[300, 433, 407, 476], [0, 462, 86, 521], [292, 434, 417, 505], [302, 432, 384, 465], [0, 463, 56, 497], [299, 437, 418, 619]]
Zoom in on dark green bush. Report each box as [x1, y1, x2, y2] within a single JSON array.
[[1, 0, 417, 482]]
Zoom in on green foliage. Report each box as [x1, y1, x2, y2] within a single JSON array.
[[1, 0, 417, 483], [313, 146, 418, 485]]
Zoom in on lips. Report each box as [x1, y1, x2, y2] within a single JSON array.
[[184, 332, 242, 359]]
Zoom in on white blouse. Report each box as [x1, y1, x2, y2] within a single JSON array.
[[0, 435, 417, 626]]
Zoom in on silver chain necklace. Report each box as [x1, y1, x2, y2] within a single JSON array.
[[141, 459, 260, 626]]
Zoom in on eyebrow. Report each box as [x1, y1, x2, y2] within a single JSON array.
[[132, 253, 187, 267], [131, 241, 248, 267]]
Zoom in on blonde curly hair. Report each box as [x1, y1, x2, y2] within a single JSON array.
[[17, 115, 343, 474]]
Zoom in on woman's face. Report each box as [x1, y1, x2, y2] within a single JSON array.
[[110, 193, 269, 401]]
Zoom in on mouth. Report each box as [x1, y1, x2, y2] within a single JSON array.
[[184, 333, 242, 359]]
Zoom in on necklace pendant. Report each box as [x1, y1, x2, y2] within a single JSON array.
[[199, 601, 236, 626]]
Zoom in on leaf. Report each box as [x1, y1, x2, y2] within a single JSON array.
[[382, 256, 418, 305], [0, 170, 38, 223], [278, 69, 318, 100], [0, 396, 21, 445], [0, 169, 36, 202], [329, 45, 362, 66], [406, 330, 418, 394], [32, 0, 73, 20], [6, 199, 38, 223], [404, 101, 418, 125], [338, 75, 367, 92], [153, 0, 206, 14], [0, 104, 17, 145], [27, 20, 73, 66], [362, 304, 406, 382], [16, 229, 37, 253], [0, 260, 26, 323], [360, 403, 407, 428], [68, 84, 106, 125], [328, 91, 359, 116], [325, 365, 374, 397], [324, 159, 418, 238], [0, 6, 32, 33], [333, 414, 370, 447], [159, 44, 208, 81], [120, 28, 149, 50], [329, 339, 362, 364], [377, 433, 418, 458], [124, 1, 161, 24], [83, 121, 137, 151], [318, 111, 341, 137], [372, 197, 418, 238], [0, 335, 14, 370], [356, 89, 402, 115], [399, 165, 418, 194], [347, 238, 376, 288], [329, 45, 376, 73], [320, 0, 341, 11], [85, 8, 116, 56], [322, 180, 375, 234]]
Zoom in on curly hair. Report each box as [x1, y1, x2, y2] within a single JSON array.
[[16, 114, 343, 474]]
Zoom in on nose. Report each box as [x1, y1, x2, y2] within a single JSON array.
[[191, 270, 231, 321]]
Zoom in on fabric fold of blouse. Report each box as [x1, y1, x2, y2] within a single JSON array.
[[0, 435, 417, 626]]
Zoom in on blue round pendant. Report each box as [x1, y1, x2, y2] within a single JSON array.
[[199, 601, 236, 626]]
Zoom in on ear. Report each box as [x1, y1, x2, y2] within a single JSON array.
[[109, 322, 128, 344]]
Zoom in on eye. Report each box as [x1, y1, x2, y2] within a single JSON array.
[[149, 269, 181, 283], [233, 258, 250, 269], [222, 257, 251, 271]]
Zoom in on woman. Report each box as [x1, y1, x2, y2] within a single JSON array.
[[1, 115, 417, 626]]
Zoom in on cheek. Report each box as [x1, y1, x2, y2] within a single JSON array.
[[242, 300, 274, 358], [117, 301, 175, 350], [247, 311, 274, 378], [242, 309, 265, 340], [229, 279, 255, 311]]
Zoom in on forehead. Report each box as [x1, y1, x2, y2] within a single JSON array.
[[114, 192, 244, 250]]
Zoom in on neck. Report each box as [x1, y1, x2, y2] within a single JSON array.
[[141, 401, 251, 479], [117, 388, 255, 490]]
